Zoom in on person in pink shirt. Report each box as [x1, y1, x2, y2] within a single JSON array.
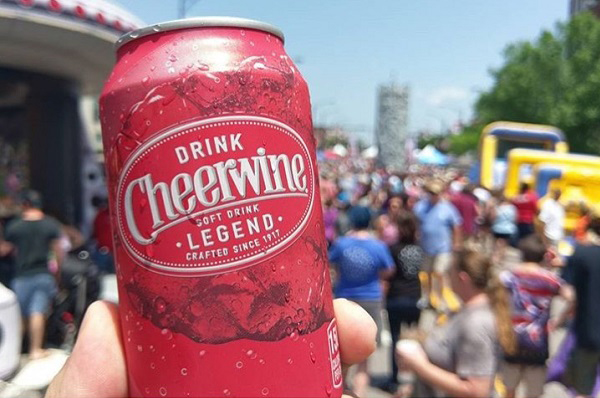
[[450, 185, 479, 240]]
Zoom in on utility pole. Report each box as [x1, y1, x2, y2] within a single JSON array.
[[178, 0, 201, 18]]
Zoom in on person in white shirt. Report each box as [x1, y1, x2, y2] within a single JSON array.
[[537, 189, 565, 247]]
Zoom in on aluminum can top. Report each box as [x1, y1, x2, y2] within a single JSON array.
[[116, 16, 285, 50]]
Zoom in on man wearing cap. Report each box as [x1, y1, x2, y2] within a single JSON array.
[[413, 180, 463, 310]]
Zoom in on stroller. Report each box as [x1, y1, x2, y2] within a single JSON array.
[[46, 244, 100, 351]]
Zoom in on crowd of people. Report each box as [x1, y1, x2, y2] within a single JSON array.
[[322, 160, 599, 398], [0, 190, 112, 363], [1, 155, 599, 398]]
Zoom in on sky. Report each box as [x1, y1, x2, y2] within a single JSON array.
[[116, 0, 568, 143]]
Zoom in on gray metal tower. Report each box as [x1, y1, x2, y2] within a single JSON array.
[[375, 83, 409, 171]]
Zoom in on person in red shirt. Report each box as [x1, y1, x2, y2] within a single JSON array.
[[512, 182, 538, 243], [450, 185, 479, 239], [91, 196, 114, 273]]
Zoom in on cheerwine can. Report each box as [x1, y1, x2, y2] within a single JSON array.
[[99, 17, 342, 397]]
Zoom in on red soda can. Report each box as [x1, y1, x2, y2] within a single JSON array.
[[99, 17, 342, 397]]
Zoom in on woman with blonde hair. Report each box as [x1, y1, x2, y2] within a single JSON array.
[[397, 249, 516, 398]]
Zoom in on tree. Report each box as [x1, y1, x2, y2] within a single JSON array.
[[474, 13, 600, 154], [418, 134, 442, 149], [449, 123, 484, 155]]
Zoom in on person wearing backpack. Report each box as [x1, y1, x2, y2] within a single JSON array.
[[499, 235, 574, 398]]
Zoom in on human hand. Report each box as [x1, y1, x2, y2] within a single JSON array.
[[396, 339, 429, 371], [46, 298, 377, 398]]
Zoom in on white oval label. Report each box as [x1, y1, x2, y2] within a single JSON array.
[[116, 115, 315, 276]]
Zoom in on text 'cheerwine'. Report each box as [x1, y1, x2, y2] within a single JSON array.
[[116, 116, 315, 276]]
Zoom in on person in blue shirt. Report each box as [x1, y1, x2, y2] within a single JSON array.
[[329, 205, 395, 397], [413, 180, 462, 311]]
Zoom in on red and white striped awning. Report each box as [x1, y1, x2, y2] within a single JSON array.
[[0, 0, 145, 93], [0, 0, 143, 35]]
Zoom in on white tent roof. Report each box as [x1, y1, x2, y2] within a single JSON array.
[[361, 146, 378, 158], [332, 144, 348, 157]]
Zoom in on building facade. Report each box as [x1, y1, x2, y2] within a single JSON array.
[[570, 0, 600, 17], [375, 83, 409, 171], [0, 0, 142, 235]]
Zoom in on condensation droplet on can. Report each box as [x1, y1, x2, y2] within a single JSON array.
[[142, 76, 150, 85], [181, 367, 188, 376], [259, 359, 266, 365], [161, 328, 173, 340], [223, 389, 231, 396], [261, 387, 269, 396], [287, 358, 293, 365], [154, 297, 167, 314], [144, 387, 150, 394], [150, 362, 156, 369], [137, 345, 143, 352], [236, 361, 243, 369], [159, 387, 167, 396], [199, 350, 206, 357], [310, 352, 316, 363]]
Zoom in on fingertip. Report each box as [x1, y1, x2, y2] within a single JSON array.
[[48, 300, 128, 398], [81, 300, 120, 331], [333, 298, 377, 365]]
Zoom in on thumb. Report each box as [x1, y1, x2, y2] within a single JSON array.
[[46, 301, 128, 398]]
